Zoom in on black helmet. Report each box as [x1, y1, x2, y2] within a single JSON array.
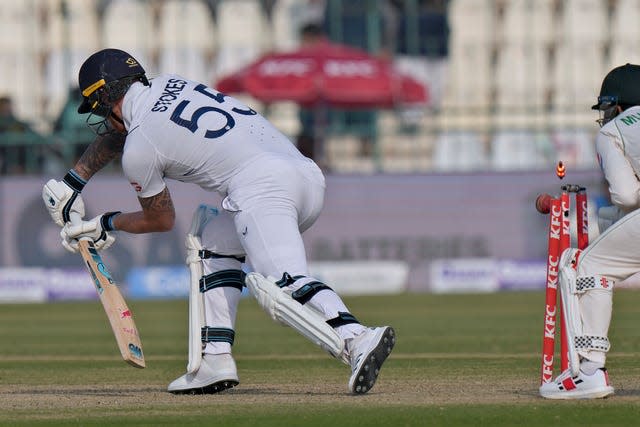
[[77, 48, 148, 115], [592, 63, 640, 110]]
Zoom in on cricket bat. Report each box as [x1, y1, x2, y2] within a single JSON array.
[[77, 238, 146, 368]]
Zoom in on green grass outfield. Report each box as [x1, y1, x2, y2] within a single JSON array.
[[2, 290, 640, 426]]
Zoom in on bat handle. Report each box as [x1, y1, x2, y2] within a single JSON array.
[[68, 212, 92, 243]]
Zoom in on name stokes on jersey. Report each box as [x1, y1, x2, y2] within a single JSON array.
[[151, 78, 188, 112]]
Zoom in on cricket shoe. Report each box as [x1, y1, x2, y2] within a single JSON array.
[[539, 367, 614, 400], [168, 353, 239, 395], [347, 326, 396, 394]]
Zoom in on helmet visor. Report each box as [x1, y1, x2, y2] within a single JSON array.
[[592, 95, 619, 110], [85, 110, 116, 136], [594, 96, 620, 127]]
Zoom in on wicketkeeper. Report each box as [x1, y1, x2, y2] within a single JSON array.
[[41, 48, 395, 395], [540, 63, 640, 399]]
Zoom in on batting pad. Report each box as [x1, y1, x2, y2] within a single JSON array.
[[246, 272, 346, 362], [185, 205, 220, 373], [186, 233, 205, 374], [560, 250, 613, 377], [559, 259, 582, 377]]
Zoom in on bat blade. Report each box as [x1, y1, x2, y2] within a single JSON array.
[[77, 239, 145, 368]]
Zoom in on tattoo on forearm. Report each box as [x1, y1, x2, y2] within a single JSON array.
[[75, 133, 126, 179]]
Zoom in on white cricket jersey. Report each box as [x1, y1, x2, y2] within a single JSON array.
[[596, 105, 640, 211], [120, 74, 307, 198]]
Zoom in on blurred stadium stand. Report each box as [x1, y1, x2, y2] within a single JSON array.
[[0, 0, 627, 175]]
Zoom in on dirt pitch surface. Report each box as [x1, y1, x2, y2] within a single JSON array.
[[3, 353, 640, 412], [0, 379, 532, 411], [3, 377, 639, 412]]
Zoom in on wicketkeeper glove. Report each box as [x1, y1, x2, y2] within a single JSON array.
[[61, 211, 121, 253], [42, 170, 87, 227]]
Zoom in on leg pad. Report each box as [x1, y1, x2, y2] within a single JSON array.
[[246, 272, 347, 362]]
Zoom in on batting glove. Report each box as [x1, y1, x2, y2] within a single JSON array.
[[42, 170, 86, 227], [61, 212, 121, 253]]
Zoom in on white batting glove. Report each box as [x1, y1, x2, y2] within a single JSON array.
[[61, 212, 121, 253], [42, 170, 87, 227]]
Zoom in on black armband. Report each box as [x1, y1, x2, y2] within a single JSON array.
[[101, 211, 122, 232], [62, 170, 87, 193]]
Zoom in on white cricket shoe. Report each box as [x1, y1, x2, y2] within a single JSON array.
[[347, 326, 396, 394], [168, 353, 239, 395], [539, 367, 614, 399]]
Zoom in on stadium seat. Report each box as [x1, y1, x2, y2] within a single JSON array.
[[611, 0, 640, 44], [432, 131, 488, 172], [44, 50, 97, 119], [45, 0, 100, 51], [609, 0, 640, 67], [551, 43, 605, 113], [551, 0, 606, 117], [43, 0, 101, 120], [448, 0, 495, 44], [0, 3, 40, 52], [158, 0, 217, 82], [500, 0, 555, 44], [159, 49, 212, 84], [445, 42, 488, 108], [214, 0, 271, 77], [495, 43, 549, 113], [559, 0, 607, 44], [444, 0, 495, 113], [379, 132, 433, 173], [609, 41, 640, 71], [324, 135, 377, 173], [159, 0, 216, 49], [102, 0, 155, 73], [3, 52, 44, 126], [441, 43, 492, 112], [490, 130, 551, 171], [551, 128, 598, 169], [0, 3, 46, 124]]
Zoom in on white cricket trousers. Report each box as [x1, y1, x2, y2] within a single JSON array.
[[197, 155, 368, 355], [571, 208, 640, 366], [578, 208, 640, 281], [203, 154, 325, 277]]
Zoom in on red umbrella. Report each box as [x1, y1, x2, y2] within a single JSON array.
[[215, 41, 428, 108]]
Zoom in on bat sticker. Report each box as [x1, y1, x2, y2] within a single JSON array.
[[129, 343, 144, 359], [85, 260, 104, 294], [88, 245, 114, 284]]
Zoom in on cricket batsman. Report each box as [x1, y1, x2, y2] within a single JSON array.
[[41, 48, 395, 395], [540, 64, 640, 399]]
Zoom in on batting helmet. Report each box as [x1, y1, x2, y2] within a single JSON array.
[[592, 63, 640, 111], [77, 48, 149, 115]]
